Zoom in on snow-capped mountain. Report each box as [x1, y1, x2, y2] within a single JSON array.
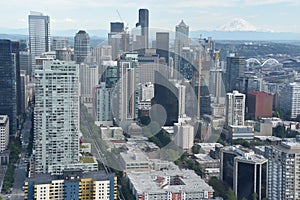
[[217, 18, 271, 32]]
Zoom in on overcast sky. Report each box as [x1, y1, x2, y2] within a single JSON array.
[[1, 0, 299, 33]]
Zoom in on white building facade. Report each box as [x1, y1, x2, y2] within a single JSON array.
[[0, 115, 9, 152], [34, 60, 80, 174], [226, 90, 245, 126]]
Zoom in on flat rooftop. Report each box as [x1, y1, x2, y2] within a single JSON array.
[[127, 169, 213, 194]]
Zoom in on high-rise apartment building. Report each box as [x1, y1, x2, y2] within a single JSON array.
[[74, 30, 90, 64], [0, 115, 9, 152], [136, 9, 149, 50], [138, 82, 154, 112], [225, 90, 245, 126], [34, 60, 80, 174], [94, 83, 113, 126], [79, 62, 99, 103], [156, 32, 169, 65], [265, 139, 300, 200], [226, 53, 245, 92], [116, 54, 138, 123], [28, 11, 50, 74], [280, 82, 300, 119], [0, 39, 17, 135]]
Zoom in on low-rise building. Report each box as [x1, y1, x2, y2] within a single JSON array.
[[120, 151, 150, 172], [24, 169, 117, 200], [127, 168, 214, 200], [229, 125, 254, 140]]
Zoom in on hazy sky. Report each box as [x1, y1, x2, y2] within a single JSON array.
[[1, 0, 299, 33]]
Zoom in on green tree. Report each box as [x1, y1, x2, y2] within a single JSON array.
[[227, 189, 237, 200], [208, 177, 228, 199], [192, 145, 201, 154], [252, 192, 258, 200]]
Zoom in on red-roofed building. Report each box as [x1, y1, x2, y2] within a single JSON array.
[[248, 92, 273, 119]]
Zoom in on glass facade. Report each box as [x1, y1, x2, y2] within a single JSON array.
[[0, 39, 17, 135]]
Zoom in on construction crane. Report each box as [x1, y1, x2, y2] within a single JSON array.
[[116, 10, 129, 52]]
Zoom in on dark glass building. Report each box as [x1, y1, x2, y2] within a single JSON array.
[[0, 39, 17, 135], [226, 53, 245, 92], [110, 22, 124, 33], [74, 30, 90, 64], [136, 9, 149, 50], [234, 157, 268, 200], [221, 146, 268, 200]]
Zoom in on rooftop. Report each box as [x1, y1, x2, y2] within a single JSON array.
[[127, 168, 213, 194], [0, 115, 8, 124], [25, 170, 114, 184]]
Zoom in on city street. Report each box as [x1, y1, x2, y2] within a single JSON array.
[[8, 110, 32, 200]]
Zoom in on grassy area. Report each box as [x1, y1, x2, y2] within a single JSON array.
[[80, 156, 95, 163]]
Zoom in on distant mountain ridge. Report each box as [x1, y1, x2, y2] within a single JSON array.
[[1, 27, 300, 41]]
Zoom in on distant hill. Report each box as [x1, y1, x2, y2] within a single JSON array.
[[1, 27, 300, 42], [189, 30, 300, 41]]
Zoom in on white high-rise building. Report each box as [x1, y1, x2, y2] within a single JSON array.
[[0, 115, 9, 152], [280, 82, 300, 119], [79, 62, 99, 103], [174, 119, 194, 152], [138, 82, 154, 111], [176, 82, 186, 118], [28, 11, 50, 74], [117, 54, 139, 122], [225, 90, 245, 126], [265, 139, 300, 200], [34, 60, 80, 174]]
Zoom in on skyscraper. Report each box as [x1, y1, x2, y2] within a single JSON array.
[[79, 62, 99, 103], [94, 83, 113, 126], [174, 20, 189, 76], [74, 30, 90, 64], [34, 60, 80, 174], [110, 22, 124, 33], [225, 90, 245, 126], [0, 39, 17, 135], [265, 139, 300, 200], [28, 11, 50, 74], [136, 9, 149, 50], [226, 53, 245, 92], [51, 37, 69, 51], [280, 82, 300, 119], [116, 53, 139, 123], [156, 32, 169, 65]]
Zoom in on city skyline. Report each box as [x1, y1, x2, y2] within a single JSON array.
[[0, 0, 300, 33]]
